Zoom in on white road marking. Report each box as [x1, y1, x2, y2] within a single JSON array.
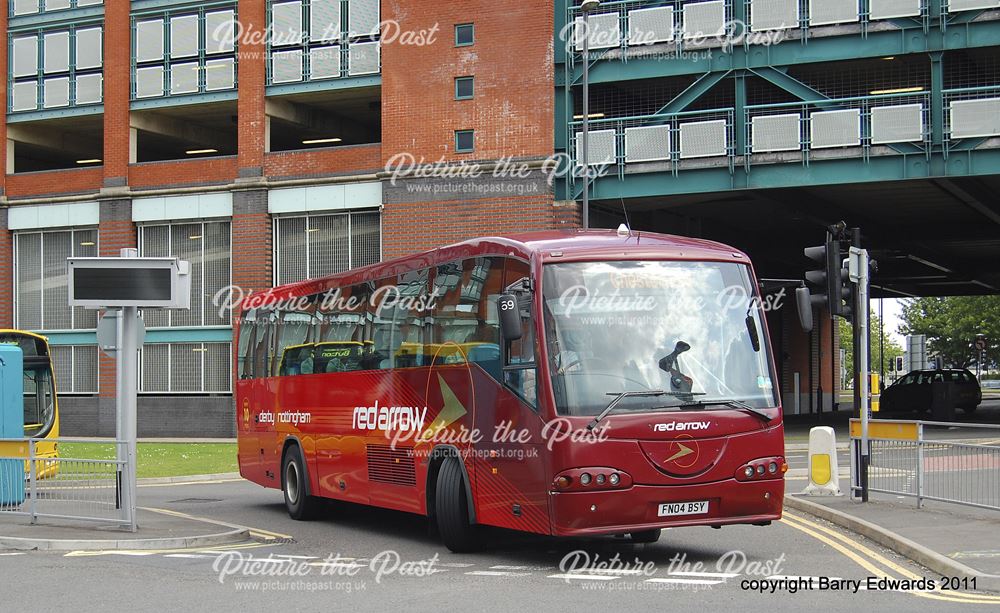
[[548, 573, 619, 581], [490, 564, 554, 571], [0, 552, 26, 556], [646, 578, 725, 586], [165, 554, 212, 559], [465, 570, 531, 577], [438, 562, 476, 568], [576, 567, 648, 575], [668, 571, 740, 579]]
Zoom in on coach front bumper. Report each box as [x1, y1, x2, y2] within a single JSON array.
[[549, 478, 784, 537]]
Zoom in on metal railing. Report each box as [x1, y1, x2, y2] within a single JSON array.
[[0, 438, 132, 527], [851, 420, 1000, 511]]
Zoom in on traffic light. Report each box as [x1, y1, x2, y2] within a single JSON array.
[[839, 255, 854, 322], [803, 240, 845, 317]]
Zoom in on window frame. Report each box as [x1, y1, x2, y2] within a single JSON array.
[[266, 0, 383, 85], [454, 129, 475, 153], [139, 341, 233, 394], [454, 75, 474, 100], [272, 209, 383, 287], [13, 227, 99, 332], [454, 22, 474, 47], [8, 23, 104, 113], [137, 220, 233, 328], [131, 5, 239, 100], [50, 344, 99, 395]]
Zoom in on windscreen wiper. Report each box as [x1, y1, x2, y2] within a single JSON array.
[[677, 399, 774, 423], [586, 390, 669, 431]]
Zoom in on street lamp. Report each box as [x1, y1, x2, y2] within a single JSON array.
[[580, 0, 600, 230]]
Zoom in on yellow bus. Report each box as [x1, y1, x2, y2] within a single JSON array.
[[0, 330, 59, 466]]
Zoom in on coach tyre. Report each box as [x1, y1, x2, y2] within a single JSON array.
[[283, 446, 321, 520], [436, 456, 483, 552], [630, 529, 661, 544]]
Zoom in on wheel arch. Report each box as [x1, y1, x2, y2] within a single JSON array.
[[280, 436, 313, 497]]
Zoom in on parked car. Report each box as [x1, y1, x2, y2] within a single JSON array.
[[880, 369, 982, 414]]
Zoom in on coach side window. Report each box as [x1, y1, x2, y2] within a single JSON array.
[[273, 297, 319, 376], [371, 269, 431, 370], [429, 258, 504, 370], [252, 310, 273, 379], [238, 309, 258, 379]]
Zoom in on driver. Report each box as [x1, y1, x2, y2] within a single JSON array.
[[551, 324, 585, 375]]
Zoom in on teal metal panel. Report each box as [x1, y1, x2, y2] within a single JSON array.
[[750, 67, 828, 102], [265, 75, 381, 96], [146, 328, 233, 343], [8, 6, 104, 30], [129, 90, 238, 110], [657, 71, 731, 114], [41, 327, 234, 346], [587, 149, 1000, 199], [563, 20, 1000, 83], [41, 331, 97, 346]]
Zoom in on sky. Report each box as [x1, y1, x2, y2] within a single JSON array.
[[875, 297, 907, 347]]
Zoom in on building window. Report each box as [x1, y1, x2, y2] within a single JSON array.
[[138, 220, 232, 327], [455, 129, 475, 153], [455, 23, 474, 46], [14, 228, 98, 331], [132, 6, 237, 100], [50, 345, 99, 394], [455, 76, 474, 100], [140, 342, 232, 393], [274, 210, 381, 285], [11, 0, 102, 17], [8, 25, 103, 113], [267, 0, 381, 85]]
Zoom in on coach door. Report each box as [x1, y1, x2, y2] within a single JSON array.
[[473, 257, 550, 534]]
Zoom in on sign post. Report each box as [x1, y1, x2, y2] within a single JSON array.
[[975, 335, 987, 379], [849, 245, 871, 502], [68, 249, 190, 532]]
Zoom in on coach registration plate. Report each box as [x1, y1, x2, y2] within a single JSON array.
[[658, 501, 709, 517]]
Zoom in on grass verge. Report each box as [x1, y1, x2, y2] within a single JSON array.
[[57, 442, 238, 479]]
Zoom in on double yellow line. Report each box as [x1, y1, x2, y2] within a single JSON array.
[[781, 510, 1000, 605]]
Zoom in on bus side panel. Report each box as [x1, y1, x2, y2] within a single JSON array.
[[255, 362, 552, 532]]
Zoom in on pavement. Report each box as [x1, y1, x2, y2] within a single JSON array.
[[786, 493, 1000, 593], [0, 504, 253, 551]]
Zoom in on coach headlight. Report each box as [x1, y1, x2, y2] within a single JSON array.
[[580, 473, 592, 486]]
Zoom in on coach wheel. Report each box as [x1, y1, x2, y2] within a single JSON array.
[[630, 529, 661, 544], [435, 456, 483, 553], [283, 447, 321, 520]]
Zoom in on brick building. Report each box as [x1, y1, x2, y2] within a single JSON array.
[[1, 0, 573, 436]]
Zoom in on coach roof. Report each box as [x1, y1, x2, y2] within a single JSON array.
[[244, 229, 748, 310]]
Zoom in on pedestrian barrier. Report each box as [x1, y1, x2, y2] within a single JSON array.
[[0, 438, 132, 527], [850, 419, 1000, 511]]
